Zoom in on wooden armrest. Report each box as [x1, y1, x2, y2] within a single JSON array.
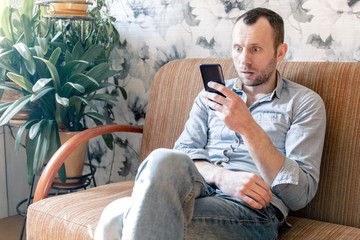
[[33, 124, 143, 203]]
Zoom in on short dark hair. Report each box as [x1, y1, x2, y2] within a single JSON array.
[[234, 8, 284, 49]]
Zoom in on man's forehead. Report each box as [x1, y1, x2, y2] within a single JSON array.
[[232, 17, 275, 44]]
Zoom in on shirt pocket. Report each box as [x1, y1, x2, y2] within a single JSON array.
[[253, 112, 290, 152]]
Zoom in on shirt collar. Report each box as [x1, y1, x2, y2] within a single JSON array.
[[232, 70, 283, 99]]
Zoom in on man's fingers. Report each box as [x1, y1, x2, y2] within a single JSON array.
[[238, 174, 273, 209], [201, 92, 225, 110], [242, 195, 263, 209]]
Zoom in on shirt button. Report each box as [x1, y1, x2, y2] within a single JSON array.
[[223, 150, 228, 156], [235, 139, 239, 143]]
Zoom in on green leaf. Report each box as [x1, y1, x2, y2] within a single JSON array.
[[91, 93, 117, 103], [33, 121, 53, 176], [0, 2, 8, 29], [0, 50, 19, 73], [86, 63, 109, 82], [46, 125, 65, 181], [102, 133, 114, 150], [87, 114, 113, 150], [62, 82, 85, 96], [29, 119, 45, 140], [34, 56, 60, 91], [25, 133, 36, 184], [13, 42, 32, 61], [69, 73, 99, 88], [69, 95, 97, 111], [64, 50, 73, 63], [21, 14, 32, 46], [0, 82, 23, 93], [0, 102, 11, 114], [118, 86, 127, 100], [56, 93, 69, 107], [33, 46, 44, 58], [22, 0, 34, 20], [50, 31, 62, 43], [81, 44, 103, 62], [72, 41, 85, 60], [37, 37, 48, 55], [32, 78, 52, 92], [84, 112, 105, 120], [23, 57, 36, 75], [0, 95, 31, 125], [0, 37, 12, 49], [62, 60, 89, 75], [58, 163, 66, 183], [1, 7, 12, 42], [49, 47, 61, 66], [13, 42, 36, 75], [6, 72, 34, 93], [15, 119, 36, 153], [30, 86, 54, 102]]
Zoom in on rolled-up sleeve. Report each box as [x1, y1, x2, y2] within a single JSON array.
[[271, 91, 326, 211], [174, 92, 210, 160]]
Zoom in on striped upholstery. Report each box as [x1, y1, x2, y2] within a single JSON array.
[[27, 59, 360, 239], [27, 181, 134, 239]]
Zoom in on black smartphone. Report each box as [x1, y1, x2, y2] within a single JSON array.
[[200, 63, 226, 98]]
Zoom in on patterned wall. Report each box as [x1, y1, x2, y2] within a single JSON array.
[[91, 0, 360, 185]]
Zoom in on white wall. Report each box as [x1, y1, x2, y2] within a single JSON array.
[[0, 127, 8, 218], [0, 126, 29, 217]]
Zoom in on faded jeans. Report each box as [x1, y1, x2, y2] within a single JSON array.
[[94, 148, 284, 240]]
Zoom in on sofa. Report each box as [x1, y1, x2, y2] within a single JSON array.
[[27, 59, 360, 239]]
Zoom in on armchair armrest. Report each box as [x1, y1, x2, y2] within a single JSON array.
[[33, 124, 143, 203]]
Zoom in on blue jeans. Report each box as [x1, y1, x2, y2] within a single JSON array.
[[95, 148, 284, 240]]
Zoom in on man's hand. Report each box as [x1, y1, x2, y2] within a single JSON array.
[[201, 82, 253, 135], [217, 170, 273, 209], [195, 161, 272, 209]]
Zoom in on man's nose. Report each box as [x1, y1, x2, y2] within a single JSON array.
[[240, 50, 252, 66]]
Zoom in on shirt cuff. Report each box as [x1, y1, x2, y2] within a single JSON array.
[[176, 149, 210, 161], [271, 157, 299, 188]]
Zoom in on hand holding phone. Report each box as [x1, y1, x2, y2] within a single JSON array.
[[200, 64, 226, 109], [200, 64, 225, 97]]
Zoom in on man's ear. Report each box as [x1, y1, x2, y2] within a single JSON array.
[[276, 43, 288, 62]]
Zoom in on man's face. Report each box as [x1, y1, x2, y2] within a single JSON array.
[[232, 17, 280, 87]]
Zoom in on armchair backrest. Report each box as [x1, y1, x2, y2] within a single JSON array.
[[139, 58, 360, 228], [139, 58, 237, 160]]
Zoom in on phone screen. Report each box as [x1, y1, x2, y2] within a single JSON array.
[[200, 64, 225, 98]]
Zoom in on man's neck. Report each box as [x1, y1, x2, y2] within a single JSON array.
[[243, 71, 277, 107]]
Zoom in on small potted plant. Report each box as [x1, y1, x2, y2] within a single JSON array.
[[0, 0, 124, 184]]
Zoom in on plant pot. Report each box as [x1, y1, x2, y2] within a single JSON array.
[[47, 0, 89, 16], [54, 131, 89, 184], [0, 82, 30, 125]]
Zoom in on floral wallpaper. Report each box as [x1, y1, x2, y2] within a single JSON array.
[[90, 0, 360, 185]]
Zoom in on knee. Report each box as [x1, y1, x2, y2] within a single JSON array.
[[137, 148, 193, 180]]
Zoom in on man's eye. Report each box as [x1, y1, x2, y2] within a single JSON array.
[[253, 47, 260, 52], [234, 46, 242, 52]]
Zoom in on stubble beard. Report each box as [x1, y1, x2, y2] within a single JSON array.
[[239, 56, 277, 87]]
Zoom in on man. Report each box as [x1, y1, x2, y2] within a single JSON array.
[[95, 7, 326, 240]]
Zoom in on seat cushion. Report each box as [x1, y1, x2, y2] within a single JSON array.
[[27, 180, 360, 240], [26, 181, 134, 240], [279, 216, 360, 239]]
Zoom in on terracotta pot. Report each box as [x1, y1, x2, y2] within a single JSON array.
[[47, 0, 89, 16], [55, 131, 89, 184]]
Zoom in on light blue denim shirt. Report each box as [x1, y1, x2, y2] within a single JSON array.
[[174, 72, 326, 218]]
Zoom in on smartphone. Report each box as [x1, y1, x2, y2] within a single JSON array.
[[200, 63, 226, 98]]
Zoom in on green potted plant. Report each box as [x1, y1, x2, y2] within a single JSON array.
[[0, 0, 124, 185]]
